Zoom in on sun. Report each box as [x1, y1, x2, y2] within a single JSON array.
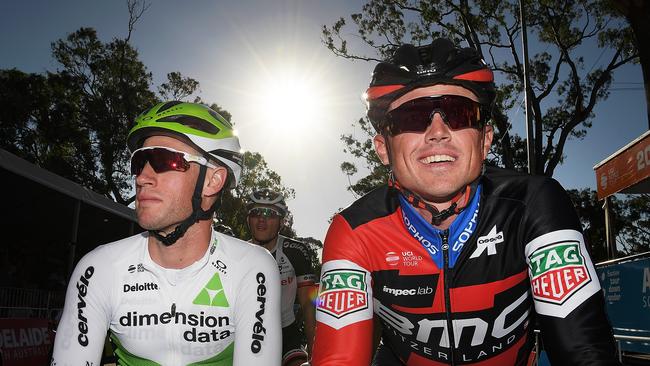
[[258, 69, 321, 138]]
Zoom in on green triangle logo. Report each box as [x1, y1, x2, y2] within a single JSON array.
[[193, 272, 229, 307]]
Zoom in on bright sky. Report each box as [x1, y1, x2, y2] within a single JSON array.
[[1, 0, 647, 241]]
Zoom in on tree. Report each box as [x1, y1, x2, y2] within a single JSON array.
[[0, 11, 204, 204], [47, 27, 159, 204], [325, 0, 639, 191], [615, 193, 650, 255], [609, 0, 650, 127], [567, 189, 650, 260], [158, 71, 200, 101], [0, 69, 100, 189], [340, 117, 390, 197]]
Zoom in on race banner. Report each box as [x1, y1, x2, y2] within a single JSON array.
[[0, 318, 53, 366]]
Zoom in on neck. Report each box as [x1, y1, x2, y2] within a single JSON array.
[[252, 234, 279, 252], [415, 206, 458, 230], [148, 219, 212, 269], [415, 186, 471, 230]]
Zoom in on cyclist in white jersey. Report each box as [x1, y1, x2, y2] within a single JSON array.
[[51, 102, 282, 366], [247, 190, 316, 366]]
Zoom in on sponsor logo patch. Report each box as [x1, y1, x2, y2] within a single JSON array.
[[385, 252, 400, 266], [123, 282, 158, 293], [528, 241, 591, 304], [317, 269, 368, 318], [470, 225, 504, 258], [211, 259, 227, 274], [374, 272, 438, 308], [193, 273, 229, 307], [251, 272, 267, 353], [76, 266, 94, 347], [127, 263, 145, 273], [382, 285, 433, 296], [401, 250, 423, 267]]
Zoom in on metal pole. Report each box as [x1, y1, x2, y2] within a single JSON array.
[[519, 0, 536, 175], [67, 200, 81, 279], [603, 197, 616, 259]]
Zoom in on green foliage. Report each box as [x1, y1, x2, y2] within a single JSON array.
[[48, 27, 157, 203], [567, 189, 650, 261], [0, 69, 100, 189], [0, 24, 300, 243], [615, 194, 650, 255], [0, 26, 162, 204], [158, 71, 200, 101], [340, 117, 390, 196], [326, 0, 639, 196]]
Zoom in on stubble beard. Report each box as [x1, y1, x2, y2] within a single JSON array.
[[137, 202, 193, 233]]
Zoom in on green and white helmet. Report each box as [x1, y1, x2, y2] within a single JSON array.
[[127, 101, 243, 188]]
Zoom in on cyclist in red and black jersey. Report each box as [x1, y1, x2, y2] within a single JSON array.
[[312, 39, 620, 366]]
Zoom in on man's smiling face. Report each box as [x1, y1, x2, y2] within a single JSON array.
[[374, 84, 493, 202]]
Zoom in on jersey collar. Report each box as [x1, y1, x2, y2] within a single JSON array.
[[398, 184, 481, 268]]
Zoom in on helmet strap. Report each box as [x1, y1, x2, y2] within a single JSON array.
[[150, 165, 219, 246], [389, 173, 478, 226]]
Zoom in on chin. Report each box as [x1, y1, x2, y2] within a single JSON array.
[[138, 215, 170, 232]]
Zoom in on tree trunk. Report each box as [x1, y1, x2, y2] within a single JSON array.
[[612, 0, 650, 128]]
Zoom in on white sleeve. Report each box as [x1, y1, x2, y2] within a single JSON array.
[[232, 249, 282, 366], [51, 250, 112, 365]]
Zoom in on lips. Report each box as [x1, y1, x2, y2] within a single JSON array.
[[136, 191, 162, 206], [418, 150, 458, 165], [419, 154, 456, 164]]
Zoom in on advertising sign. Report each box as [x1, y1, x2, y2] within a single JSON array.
[[594, 130, 650, 200], [596, 255, 650, 354], [0, 318, 53, 366]]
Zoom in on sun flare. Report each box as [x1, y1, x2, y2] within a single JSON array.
[[258, 69, 322, 139]]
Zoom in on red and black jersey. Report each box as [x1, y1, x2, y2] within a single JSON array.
[[312, 166, 619, 366]]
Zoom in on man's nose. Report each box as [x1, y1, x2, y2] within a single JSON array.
[[424, 113, 452, 141], [135, 162, 156, 185]]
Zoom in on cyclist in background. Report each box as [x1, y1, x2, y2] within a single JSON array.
[[52, 102, 281, 365], [247, 189, 316, 366], [312, 39, 620, 365]]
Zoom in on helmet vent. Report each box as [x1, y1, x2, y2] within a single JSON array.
[[157, 115, 221, 134], [158, 101, 183, 113], [138, 107, 153, 117], [208, 109, 233, 128]]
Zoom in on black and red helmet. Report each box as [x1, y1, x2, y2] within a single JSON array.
[[366, 38, 496, 132]]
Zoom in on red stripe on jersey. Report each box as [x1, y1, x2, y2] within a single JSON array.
[[312, 319, 374, 365]]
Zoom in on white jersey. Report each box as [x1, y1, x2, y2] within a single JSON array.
[[52, 230, 281, 366]]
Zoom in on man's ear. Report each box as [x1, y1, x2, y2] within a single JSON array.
[[482, 125, 494, 159], [373, 134, 390, 166], [203, 166, 228, 197]]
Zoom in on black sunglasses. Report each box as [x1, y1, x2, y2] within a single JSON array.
[[130, 146, 216, 176], [385, 95, 489, 136]]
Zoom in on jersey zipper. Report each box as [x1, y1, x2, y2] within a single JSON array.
[[441, 230, 456, 366]]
